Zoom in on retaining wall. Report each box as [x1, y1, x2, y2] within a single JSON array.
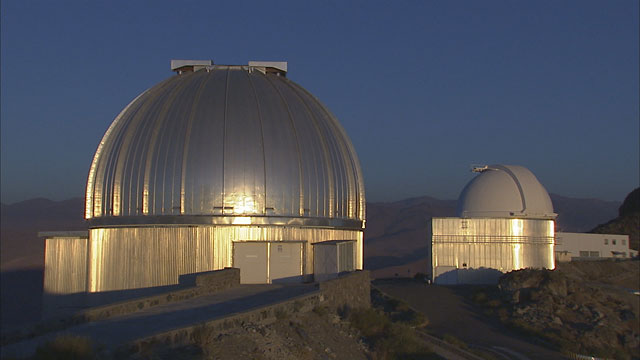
[[83, 268, 240, 322], [2, 268, 240, 346], [126, 270, 371, 353]]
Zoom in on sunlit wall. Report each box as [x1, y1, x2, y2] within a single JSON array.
[[430, 217, 554, 284], [43, 236, 89, 295], [86, 225, 362, 292]]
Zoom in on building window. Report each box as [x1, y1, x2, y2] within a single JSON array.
[[604, 239, 608, 245], [579, 251, 589, 257], [613, 239, 617, 245], [622, 239, 626, 245], [589, 251, 599, 257]]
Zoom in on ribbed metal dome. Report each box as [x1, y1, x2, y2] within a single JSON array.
[[85, 65, 365, 227], [456, 165, 556, 219]]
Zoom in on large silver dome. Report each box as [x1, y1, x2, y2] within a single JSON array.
[[85, 64, 365, 228]]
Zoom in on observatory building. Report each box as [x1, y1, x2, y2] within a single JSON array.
[[43, 60, 365, 296], [428, 165, 556, 284]]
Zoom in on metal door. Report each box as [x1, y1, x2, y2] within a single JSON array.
[[269, 242, 302, 283], [233, 242, 268, 284]]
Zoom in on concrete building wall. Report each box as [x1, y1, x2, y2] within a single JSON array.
[[430, 217, 555, 284], [555, 232, 637, 260]]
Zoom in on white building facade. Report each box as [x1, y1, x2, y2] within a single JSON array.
[[555, 232, 637, 261]]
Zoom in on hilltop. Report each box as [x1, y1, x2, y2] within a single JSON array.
[[591, 187, 640, 250]]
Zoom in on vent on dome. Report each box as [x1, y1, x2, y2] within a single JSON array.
[[170, 60, 213, 74], [248, 61, 287, 76]]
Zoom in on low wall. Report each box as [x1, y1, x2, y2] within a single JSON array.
[[319, 269, 370, 310], [82, 268, 240, 322], [2, 268, 240, 346], [126, 270, 371, 353]]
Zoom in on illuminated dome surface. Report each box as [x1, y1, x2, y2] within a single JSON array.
[[456, 165, 556, 219], [86, 65, 365, 228]]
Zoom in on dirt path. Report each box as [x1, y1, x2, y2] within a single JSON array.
[[375, 280, 567, 360]]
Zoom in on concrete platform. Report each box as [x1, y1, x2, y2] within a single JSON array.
[[2, 283, 317, 358]]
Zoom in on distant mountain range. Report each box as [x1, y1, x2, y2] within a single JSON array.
[[0, 194, 621, 274]]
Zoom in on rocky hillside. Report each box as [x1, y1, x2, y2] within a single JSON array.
[[591, 188, 640, 250], [147, 310, 372, 360], [550, 193, 619, 232], [473, 260, 639, 359]]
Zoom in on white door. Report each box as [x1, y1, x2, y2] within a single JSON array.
[[270, 242, 303, 283], [233, 242, 268, 284]]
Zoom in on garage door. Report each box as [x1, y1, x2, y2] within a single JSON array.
[[233, 242, 268, 284]]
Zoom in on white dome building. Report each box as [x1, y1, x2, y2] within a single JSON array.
[[429, 165, 556, 284], [43, 61, 365, 295], [456, 165, 556, 219]]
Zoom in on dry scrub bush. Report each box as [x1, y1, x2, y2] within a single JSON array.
[[33, 335, 96, 360]]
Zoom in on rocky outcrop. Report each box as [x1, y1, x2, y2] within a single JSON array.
[[591, 187, 640, 251], [495, 266, 639, 358]]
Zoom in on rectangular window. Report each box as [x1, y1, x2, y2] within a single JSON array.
[[579, 251, 589, 257], [604, 239, 608, 245], [589, 251, 599, 257], [622, 239, 626, 245], [613, 239, 617, 245]]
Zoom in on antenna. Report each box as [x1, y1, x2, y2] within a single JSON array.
[[471, 165, 488, 173]]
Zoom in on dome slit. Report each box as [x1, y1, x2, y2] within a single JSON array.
[[278, 78, 335, 218], [264, 75, 305, 217], [143, 76, 192, 215], [180, 72, 212, 214], [221, 68, 230, 213], [245, 72, 268, 215]]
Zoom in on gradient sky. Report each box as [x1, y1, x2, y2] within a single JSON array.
[[1, 0, 638, 204]]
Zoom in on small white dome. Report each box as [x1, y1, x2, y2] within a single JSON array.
[[456, 165, 556, 219]]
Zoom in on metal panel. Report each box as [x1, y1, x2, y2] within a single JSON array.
[[313, 244, 336, 282], [85, 66, 365, 226], [337, 241, 355, 273], [233, 242, 268, 284], [43, 237, 89, 294], [312, 240, 355, 282]]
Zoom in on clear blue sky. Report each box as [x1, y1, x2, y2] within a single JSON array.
[[1, 0, 638, 204]]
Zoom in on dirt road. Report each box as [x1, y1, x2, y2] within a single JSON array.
[[374, 279, 567, 360]]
